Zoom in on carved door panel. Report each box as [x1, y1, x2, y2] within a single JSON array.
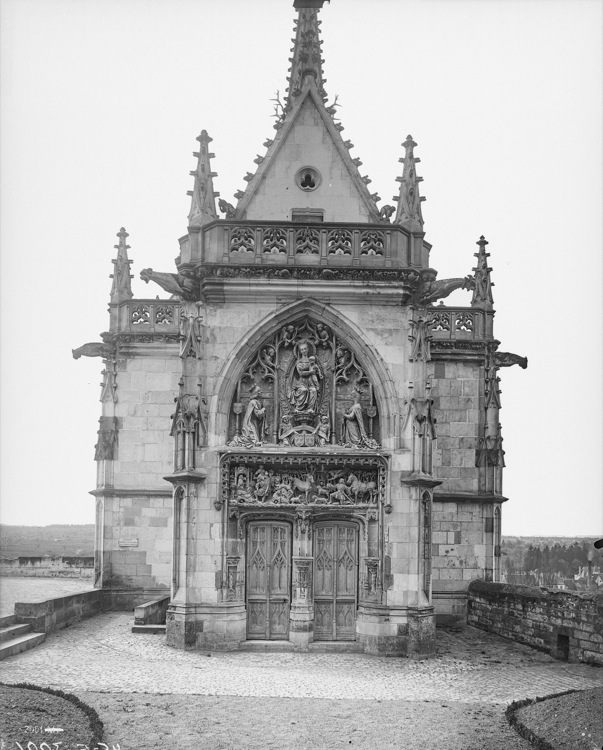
[[313, 522, 358, 641], [246, 522, 291, 640]]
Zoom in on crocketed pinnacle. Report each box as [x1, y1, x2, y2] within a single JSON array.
[[187, 130, 218, 227], [471, 236, 495, 310], [285, 5, 328, 111], [393, 135, 425, 231], [109, 227, 133, 303]]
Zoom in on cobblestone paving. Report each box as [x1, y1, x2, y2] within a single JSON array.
[[0, 577, 94, 617], [2, 613, 602, 705]]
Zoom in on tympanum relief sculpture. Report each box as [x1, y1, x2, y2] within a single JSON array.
[[227, 317, 380, 450]]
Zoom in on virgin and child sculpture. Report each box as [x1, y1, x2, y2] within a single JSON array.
[[287, 340, 323, 416]]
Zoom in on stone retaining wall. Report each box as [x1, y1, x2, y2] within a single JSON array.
[[0, 556, 94, 578], [14, 590, 104, 634], [467, 579, 603, 665]]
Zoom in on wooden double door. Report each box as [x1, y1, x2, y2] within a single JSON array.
[[246, 520, 359, 641]]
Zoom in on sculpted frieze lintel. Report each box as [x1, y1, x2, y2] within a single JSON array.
[[221, 452, 387, 513]]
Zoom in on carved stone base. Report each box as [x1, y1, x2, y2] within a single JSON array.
[[289, 604, 314, 651], [356, 604, 435, 658], [166, 602, 246, 651]]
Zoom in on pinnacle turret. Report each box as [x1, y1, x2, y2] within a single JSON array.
[[471, 236, 495, 310], [393, 135, 425, 231], [187, 130, 218, 227], [285, 4, 328, 111], [109, 227, 133, 303]]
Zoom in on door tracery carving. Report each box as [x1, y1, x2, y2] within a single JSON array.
[[227, 316, 380, 449]]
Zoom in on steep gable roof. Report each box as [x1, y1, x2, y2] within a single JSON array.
[[234, 85, 381, 223], [232, 5, 381, 224]]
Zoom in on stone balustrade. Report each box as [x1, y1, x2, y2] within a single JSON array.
[[427, 308, 486, 341], [117, 300, 181, 334], [200, 221, 411, 267]]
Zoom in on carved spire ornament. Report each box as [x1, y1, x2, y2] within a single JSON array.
[[286, 5, 328, 111], [187, 130, 218, 227], [109, 227, 133, 303], [471, 236, 494, 310], [394, 135, 425, 231]]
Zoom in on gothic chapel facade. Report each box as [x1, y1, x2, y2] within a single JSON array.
[[76, 1, 526, 656]]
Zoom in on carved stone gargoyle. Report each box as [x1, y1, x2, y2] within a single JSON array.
[[72, 342, 115, 359], [218, 199, 236, 219], [140, 268, 196, 301], [493, 352, 528, 369], [419, 276, 475, 306]]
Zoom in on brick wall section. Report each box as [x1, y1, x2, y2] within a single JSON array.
[[468, 580, 603, 665]]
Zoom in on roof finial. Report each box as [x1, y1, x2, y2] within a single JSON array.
[[393, 135, 425, 231], [187, 130, 218, 227], [286, 4, 328, 110], [109, 227, 133, 303], [471, 236, 495, 309]]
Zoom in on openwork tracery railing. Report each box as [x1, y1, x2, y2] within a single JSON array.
[[117, 300, 181, 334], [202, 221, 410, 266]]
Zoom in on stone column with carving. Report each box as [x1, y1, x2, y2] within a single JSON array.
[[289, 509, 314, 650]]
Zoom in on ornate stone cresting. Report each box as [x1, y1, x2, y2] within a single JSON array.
[[394, 135, 425, 231], [285, 5, 328, 111], [471, 236, 494, 310], [109, 227, 133, 303], [187, 130, 218, 227], [226, 317, 380, 449]]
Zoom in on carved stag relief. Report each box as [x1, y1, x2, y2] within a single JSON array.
[[220, 454, 387, 520], [230, 465, 379, 507], [227, 317, 380, 449]]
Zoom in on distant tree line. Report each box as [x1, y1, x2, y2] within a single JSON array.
[[501, 537, 599, 586]]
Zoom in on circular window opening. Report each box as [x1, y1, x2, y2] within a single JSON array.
[[296, 167, 321, 192]]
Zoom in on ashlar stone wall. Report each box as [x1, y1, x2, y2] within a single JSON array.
[[97, 347, 181, 595], [468, 580, 603, 665]]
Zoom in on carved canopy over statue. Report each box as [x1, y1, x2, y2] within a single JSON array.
[[227, 317, 380, 449]]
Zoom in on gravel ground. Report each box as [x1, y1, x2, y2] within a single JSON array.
[[515, 687, 603, 750], [74, 693, 533, 750]]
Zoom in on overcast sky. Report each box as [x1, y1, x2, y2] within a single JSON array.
[[1, 0, 601, 536]]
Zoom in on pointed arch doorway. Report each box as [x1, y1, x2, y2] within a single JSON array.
[[313, 521, 359, 641]]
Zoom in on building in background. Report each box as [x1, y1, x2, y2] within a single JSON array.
[[75, 0, 526, 654]]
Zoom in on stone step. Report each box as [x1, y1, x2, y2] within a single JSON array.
[[309, 641, 364, 653], [0, 623, 32, 643], [239, 640, 296, 652], [0, 632, 46, 661], [131, 624, 166, 634], [0, 614, 17, 629]]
